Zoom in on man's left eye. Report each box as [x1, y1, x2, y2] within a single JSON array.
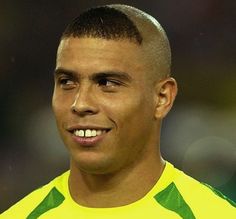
[[98, 78, 121, 87]]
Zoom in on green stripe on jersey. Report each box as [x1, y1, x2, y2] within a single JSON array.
[[202, 183, 236, 208], [26, 187, 65, 219], [154, 182, 196, 219]]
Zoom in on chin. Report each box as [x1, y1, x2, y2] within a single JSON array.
[[70, 153, 115, 175]]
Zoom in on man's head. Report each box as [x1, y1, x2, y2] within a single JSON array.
[[52, 5, 177, 174], [61, 4, 171, 79]]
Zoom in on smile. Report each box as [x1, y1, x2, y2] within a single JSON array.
[[73, 129, 107, 138], [68, 126, 111, 146]]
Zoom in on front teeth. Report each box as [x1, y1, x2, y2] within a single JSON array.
[[74, 129, 103, 138]]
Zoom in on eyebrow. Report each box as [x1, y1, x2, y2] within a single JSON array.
[[54, 68, 132, 82], [91, 71, 132, 82], [54, 68, 77, 77]]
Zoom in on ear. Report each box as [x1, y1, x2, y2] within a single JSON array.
[[154, 77, 178, 119]]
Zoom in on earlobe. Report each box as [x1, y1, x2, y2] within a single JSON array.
[[154, 77, 178, 119]]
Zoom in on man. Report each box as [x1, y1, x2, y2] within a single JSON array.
[[1, 4, 235, 219]]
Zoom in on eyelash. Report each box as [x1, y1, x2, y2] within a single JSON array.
[[98, 78, 122, 87], [57, 77, 76, 89], [59, 78, 70, 84], [56, 76, 123, 91]]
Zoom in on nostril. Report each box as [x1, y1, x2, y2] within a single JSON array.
[[70, 93, 99, 116], [71, 105, 97, 116]]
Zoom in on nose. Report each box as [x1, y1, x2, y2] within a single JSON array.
[[71, 83, 99, 116]]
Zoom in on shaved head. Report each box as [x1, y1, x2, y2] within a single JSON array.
[[108, 4, 171, 79], [61, 4, 171, 80]]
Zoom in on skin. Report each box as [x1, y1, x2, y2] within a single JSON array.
[[52, 37, 177, 207], [110, 4, 172, 79]]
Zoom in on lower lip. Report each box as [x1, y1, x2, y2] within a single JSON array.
[[71, 131, 108, 146]]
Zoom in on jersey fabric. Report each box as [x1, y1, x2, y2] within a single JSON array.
[[1, 161, 236, 219]]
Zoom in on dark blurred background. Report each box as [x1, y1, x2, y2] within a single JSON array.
[[1, 0, 236, 212]]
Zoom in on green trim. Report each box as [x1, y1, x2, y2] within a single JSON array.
[[202, 183, 236, 208], [26, 187, 65, 219], [154, 183, 196, 219]]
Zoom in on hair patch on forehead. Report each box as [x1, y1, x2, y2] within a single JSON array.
[[62, 6, 143, 44]]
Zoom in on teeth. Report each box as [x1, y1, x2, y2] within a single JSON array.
[[91, 130, 97, 137], [74, 129, 106, 138], [85, 130, 92, 137], [96, 130, 102, 136], [79, 130, 84, 137]]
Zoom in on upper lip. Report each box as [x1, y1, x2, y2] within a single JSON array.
[[67, 125, 112, 132]]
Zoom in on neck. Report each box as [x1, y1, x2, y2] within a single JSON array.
[[68, 150, 165, 208]]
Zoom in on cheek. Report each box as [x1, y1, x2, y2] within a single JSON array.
[[52, 94, 62, 120], [102, 91, 154, 130], [52, 94, 73, 148], [52, 91, 71, 126]]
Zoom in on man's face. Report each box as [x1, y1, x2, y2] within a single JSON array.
[[52, 37, 160, 174]]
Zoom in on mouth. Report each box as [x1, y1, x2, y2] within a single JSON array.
[[68, 127, 111, 146], [72, 128, 110, 138]]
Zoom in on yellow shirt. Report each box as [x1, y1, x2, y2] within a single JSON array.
[[1, 162, 236, 218]]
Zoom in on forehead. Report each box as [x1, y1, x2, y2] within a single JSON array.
[[56, 37, 145, 74]]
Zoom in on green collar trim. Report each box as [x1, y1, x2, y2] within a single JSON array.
[[27, 187, 65, 219], [154, 182, 196, 219]]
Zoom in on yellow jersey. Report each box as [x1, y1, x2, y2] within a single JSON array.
[[1, 162, 236, 218]]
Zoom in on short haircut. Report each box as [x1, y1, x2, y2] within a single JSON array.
[[60, 4, 171, 78], [62, 6, 143, 44]]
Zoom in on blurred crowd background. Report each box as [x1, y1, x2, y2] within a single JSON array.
[[1, 0, 236, 212]]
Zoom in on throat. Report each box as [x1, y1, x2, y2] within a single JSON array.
[[68, 158, 165, 208]]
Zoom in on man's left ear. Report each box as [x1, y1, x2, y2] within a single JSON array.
[[154, 77, 178, 119]]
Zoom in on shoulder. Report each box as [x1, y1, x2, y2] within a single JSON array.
[[172, 165, 236, 217], [0, 171, 69, 219]]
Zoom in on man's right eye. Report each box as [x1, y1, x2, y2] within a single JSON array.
[[58, 78, 76, 89]]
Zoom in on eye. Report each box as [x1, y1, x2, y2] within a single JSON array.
[[57, 77, 76, 89], [98, 78, 121, 87]]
